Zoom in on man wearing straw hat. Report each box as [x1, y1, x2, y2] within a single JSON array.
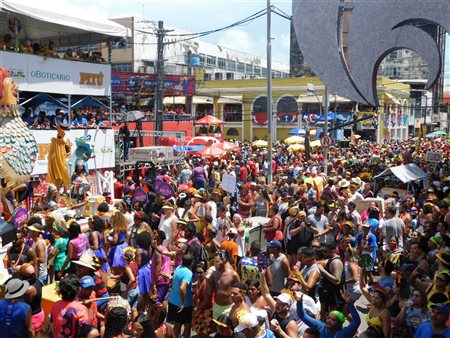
[[0, 278, 34, 338]]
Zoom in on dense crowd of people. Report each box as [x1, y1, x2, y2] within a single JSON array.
[[0, 33, 106, 63], [0, 135, 449, 338]]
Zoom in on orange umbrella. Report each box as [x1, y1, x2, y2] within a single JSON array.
[[197, 145, 225, 158], [212, 141, 238, 152], [195, 115, 225, 125]]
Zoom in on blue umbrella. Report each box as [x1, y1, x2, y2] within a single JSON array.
[[288, 128, 306, 135], [312, 111, 347, 122]]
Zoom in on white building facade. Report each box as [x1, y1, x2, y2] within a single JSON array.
[[109, 17, 289, 80]]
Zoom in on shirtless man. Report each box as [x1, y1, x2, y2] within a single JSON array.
[[229, 282, 250, 327], [203, 250, 240, 320]]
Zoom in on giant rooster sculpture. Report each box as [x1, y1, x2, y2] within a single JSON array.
[[0, 68, 38, 196]]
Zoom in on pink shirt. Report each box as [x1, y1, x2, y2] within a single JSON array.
[[70, 233, 89, 260], [152, 245, 171, 285], [51, 300, 90, 338]]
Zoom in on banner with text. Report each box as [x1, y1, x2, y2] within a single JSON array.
[[0, 51, 111, 96], [111, 72, 196, 96], [31, 129, 115, 175]]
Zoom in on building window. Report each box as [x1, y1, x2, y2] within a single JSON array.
[[226, 128, 239, 136], [245, 63, 253, 74], [254, 66, 261, 76], [199, 54, 206, 66], [262, 68, 268, 77], [223, 104, 242, 122], [237, 62, 245, 73], [227, 60, 236, 71], [112, 63, 132, 72], [111, 37, 132, 50], [206, 55, 216, 67], [218, 58, 226, 69]]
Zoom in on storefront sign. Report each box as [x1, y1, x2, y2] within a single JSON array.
[[31, 129, 115, 175], [0, 51, 111, 96]]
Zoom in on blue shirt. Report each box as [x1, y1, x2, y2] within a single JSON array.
[[414, 322, 450, 338], [72, 117, 88, 127], [0, 299, 30, 338], [169, 265, 193, 307], [297, 300, 361, 338], [355, 231, 378, 261]]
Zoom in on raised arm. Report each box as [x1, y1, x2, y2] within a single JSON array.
[[296, 293, 325, 332], [259, 270, 276, 311]]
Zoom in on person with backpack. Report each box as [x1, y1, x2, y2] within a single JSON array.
[[185, 222, 209, 266]]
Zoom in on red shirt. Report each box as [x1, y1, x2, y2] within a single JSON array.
[[238, 166, 248, 181]]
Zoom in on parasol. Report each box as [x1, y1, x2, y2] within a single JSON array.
[[197, 145, 225, 159], [195, 115, 225, 125], [310, 140, 322, 148], [252, 140, 268, 148], [287, 144, 305, 151], [284, 135, 305, 144], [212, 141, 239, 152]]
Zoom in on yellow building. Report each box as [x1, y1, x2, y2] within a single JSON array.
[[165, 77, 410, 142]]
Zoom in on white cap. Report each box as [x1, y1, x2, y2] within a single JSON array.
[[235, 312, 259, 332], [275, 292, 292, 306], [227, 228, 238, 235]]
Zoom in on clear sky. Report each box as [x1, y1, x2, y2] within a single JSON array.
[[69, 0, 293, 65]]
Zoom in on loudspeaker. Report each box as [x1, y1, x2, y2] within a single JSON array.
[[0, 219, 15, 247]]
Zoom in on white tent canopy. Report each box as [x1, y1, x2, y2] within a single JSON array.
[[374, 163, 428, 183], [0, 0, 128, 46]]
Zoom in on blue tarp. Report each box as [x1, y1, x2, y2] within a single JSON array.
[[173, 145, 205, 153], [20, 93, 67, 109]]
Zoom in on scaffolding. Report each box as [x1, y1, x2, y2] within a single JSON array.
[[114, 130, 186, 180]]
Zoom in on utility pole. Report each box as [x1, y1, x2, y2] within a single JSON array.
[[155, 21, 167, 144], [186, 50, 193, 121], [323, 87, 329, 175], [267, 0, 273, 184]]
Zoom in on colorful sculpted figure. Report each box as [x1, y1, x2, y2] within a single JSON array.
[[47, 126, 71, 190], [0, 68, 38, 220]]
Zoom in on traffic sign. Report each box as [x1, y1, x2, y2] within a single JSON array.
[[320, 135, 333, 147]]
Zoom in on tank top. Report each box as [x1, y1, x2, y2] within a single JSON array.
[[70, 233, 89, 260], [0, 299, 30, 337], [89, 231, 104, 249], [193, 166, 206, 180], [255, 200, 267, 216], [366, 308, 388, 330], [301, 263, 320, 302], [344, 261, 361, 295], [269, 254, 287, 294], [33, 239, 48, 279], [160, 214, 176, 247], [152, 245, 171, 285], [28, 277, 43, 315], [121, 261, 138, 289], [273, 313, 293, 338], [206, 201, 217, 223]]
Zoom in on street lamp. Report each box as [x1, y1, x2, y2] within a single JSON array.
[[307, 83, 329, 174]]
